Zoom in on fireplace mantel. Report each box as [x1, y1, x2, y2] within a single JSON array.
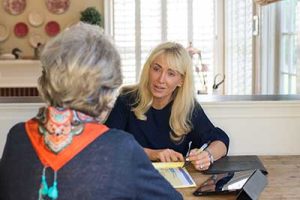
[[0, 60, 41, 87]]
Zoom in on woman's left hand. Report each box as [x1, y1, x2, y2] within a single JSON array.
[[187, 149, 211, 171]]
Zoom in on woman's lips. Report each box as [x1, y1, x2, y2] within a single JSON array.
[[153, 85, 166, 92]]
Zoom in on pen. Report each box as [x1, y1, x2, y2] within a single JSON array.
[[182, 141, 212, 168], [186, 141, 192, 157], [196, 142, 210, 153], [186, 141, 211, 160], [182, 141, 192, 168]]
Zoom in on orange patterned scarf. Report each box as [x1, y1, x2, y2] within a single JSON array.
[[25, 107, 109, 171]]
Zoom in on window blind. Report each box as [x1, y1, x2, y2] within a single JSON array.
[[225, 0, 253, 95], [113, 0, 136, 85], [112, 0, 216, 91], [192, 0, 215, 93]]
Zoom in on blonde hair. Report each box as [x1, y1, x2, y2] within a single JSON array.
[[125, 41, 195, 141], [38, 23, 122, 117]]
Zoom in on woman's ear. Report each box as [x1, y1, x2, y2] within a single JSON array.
[[178, 77, 184, 87]]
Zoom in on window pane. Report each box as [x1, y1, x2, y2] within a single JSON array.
[[113, 0, 136, 85], [140, 0, 161, 66], [291, 75, 297, 94], [193, 0, 215, 94], [113, 0, 216, 90], [279, 0, 299, 94], [226, 0, 253, 95], [282, 74, 289, 94], [166, 0, 188, 44]]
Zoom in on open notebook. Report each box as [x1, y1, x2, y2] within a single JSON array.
[[152, 162, 196, 188]]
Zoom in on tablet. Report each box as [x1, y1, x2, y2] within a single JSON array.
[[193, 170, 255, 196]]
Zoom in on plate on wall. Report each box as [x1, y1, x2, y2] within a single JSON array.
[[45, 0, 70, 14], [3, 0, 26, 15], [29, 33, 45, 47], [14, 22, 29, 37], [45, 21, 60, 37], [28, 11, 44, 27], [0, 24, 10, 42]]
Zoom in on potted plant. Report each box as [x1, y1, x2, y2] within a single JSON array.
[[80, 7, 102, 27]]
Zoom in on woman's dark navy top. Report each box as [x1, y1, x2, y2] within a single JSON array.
[[105, 92, 229, 155]]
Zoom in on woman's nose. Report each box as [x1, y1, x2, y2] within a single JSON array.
[[158, 72, 166, 83]]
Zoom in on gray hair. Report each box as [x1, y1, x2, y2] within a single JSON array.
[[38, 22, 122, 117]]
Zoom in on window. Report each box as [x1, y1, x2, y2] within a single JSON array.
[[110, 0, 216, 93], [106, 0, 299, 95], [279, 0, 299, 94], [113, 0, 136, 84], [260, 0, 300, 94], [225, 0, 253, 95]]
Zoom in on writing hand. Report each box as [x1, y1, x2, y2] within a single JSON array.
[[188, 148, 211, 171]]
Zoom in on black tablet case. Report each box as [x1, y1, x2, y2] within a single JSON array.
[[237, 169, 268, 200], [204, 155, 268, 175]]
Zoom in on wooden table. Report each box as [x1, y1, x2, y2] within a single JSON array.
[[177, 156, 300, 200]]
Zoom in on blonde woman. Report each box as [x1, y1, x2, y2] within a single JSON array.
[[106, 42, 229, 171]]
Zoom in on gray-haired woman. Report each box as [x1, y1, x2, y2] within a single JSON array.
[[0, 23, 182, 200]]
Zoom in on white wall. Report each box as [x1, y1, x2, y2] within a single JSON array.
[[201, 101, 300, 155], [1, 100, 300, 157]]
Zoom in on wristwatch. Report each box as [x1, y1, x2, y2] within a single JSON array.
[[204, 149, 214, 164]]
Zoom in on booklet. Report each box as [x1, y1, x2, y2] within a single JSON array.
[[152, 162, 196, 188]]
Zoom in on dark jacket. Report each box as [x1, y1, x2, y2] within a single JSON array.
[[0, 123, 182, 200]]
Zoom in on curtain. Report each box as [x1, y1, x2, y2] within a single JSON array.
[[254, 0, 282, 6]]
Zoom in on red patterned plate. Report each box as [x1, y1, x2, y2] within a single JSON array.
[[45, 21, 60, 37], [3, 0, 26, 15], [14, 22, 29, 37], [45, 0, 70, 14]]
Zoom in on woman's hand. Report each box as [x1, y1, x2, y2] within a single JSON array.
[[144, 148, 184, 162], [188, 148, 211, 171], [188, 140, 227, 171]]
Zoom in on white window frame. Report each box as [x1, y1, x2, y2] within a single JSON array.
[[105, 0, 225, 92], [104, 0, 299, 95], [259, 0, 299, 94]]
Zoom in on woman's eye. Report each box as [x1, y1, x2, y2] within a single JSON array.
[[168, 71, 176, 77], [152, 66, 161, 72]]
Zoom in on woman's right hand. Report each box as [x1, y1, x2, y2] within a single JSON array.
[[144, 148, 184, 162]]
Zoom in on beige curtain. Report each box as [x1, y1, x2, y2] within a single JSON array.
[[254, 0, 282, 6]]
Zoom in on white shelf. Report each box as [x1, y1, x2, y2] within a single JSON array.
[[0, 60, 42, 87]]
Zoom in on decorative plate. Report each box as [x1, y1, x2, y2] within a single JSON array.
[[29, 33, 45, 47], [3, 0, 26, 15], [0, 24, 10, 42], [28, 11, 44, 27], [14, 22, 29, 37], [45, 0, 70, 14], [45, 21, 60, 37]]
